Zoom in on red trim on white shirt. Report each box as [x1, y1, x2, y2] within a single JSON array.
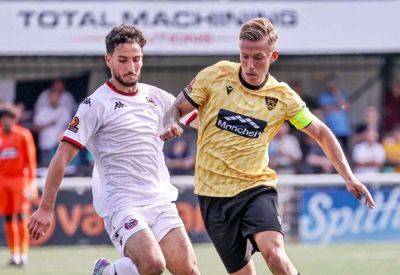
[[106, 80, 138, 97], [61, 136, 84, 150], [185, 112, 198, 127]]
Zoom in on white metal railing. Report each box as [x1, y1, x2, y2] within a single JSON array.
[[37, 173, 400, 190]]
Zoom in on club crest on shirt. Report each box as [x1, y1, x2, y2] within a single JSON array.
[[146, 96, 157, 107], [265, 96, 278, 111], [124, 219, 138, 230], [68, 116, 79, 133]]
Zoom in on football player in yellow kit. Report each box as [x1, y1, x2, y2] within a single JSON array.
[[161, 18, 375, 275]]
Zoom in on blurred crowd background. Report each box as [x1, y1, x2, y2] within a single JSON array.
[[1, 73, 399, 177]]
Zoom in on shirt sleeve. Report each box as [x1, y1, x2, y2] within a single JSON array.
[[183, 64, 218, 108], [285, 86, 316, 130], [62, 96, 104, 149]]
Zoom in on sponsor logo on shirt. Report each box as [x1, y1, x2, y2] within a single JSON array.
[[68, 116, 79, 133], [0, 147, 18, 159], [114, 101, 126, 110], [265, 96, 278, 110], [124, 219, 138, 230], [216, 109, 267, 138]]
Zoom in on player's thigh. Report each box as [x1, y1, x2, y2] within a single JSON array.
[[241, 188, 283, 249], [150, 203, 197, 273], [104, 208, 165, 269], [0, 182, 13, 215], [159, 227, 198, 274], [198, 195, 253, 274], [124, 228, 166, 271], [253, 230, 285, 259], [11, 180, 29, 214]]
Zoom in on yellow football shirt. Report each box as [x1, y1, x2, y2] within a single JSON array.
[[184, 60, 315, 197]]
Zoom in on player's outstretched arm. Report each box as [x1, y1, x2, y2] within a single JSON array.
[[27, 141, 80, 240], [160, 91, 196, 141], [300, 117, 375, 208]]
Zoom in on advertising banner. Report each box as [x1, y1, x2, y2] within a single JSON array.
[[0, 185, 209, 246], [300, 185, 400, 244], [0, 1, 399, 55]]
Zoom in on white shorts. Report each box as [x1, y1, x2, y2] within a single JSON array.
[[103, 203, 184, 257]]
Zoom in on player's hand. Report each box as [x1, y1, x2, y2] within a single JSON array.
[[27, 208, 53, 240], [160, 123, 183, 141], [345, 180, 375, 209]]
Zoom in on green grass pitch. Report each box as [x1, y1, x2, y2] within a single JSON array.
[[1, 243, 399, 274]]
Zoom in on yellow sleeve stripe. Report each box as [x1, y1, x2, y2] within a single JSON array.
[[289, 107, 315, 129]]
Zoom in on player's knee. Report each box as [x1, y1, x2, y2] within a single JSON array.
[[138, 257, 166, 275], [180, 259, 200, 275], [265, 247, 287, 271]]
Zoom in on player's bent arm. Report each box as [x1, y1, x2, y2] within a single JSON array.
[[300, 118, 375, 208], [161, 92, 196, 140], [164, 92, 196, 126], [39, 141, 80, 211]]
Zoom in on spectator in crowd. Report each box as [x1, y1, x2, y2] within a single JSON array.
[[290, 80, 318, 110], [354, 105, 382, 144], [318, 74, 351, 154], [352, 130, 385, 174], [304, 136, 334, 174], [34, 79, 76, 114], [165, 138, 195, 175], [383, 80, 400, 132], [0, 106, 37, 266], [269, 123, 302, 174], [33, 89, 72, 167], [302, 108, 334, 174], [383, 125, 400, 172]]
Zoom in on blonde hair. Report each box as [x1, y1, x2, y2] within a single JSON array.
[[239, 18, 278, 46]]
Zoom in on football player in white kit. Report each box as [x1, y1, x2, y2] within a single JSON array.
[[28, 25, 200, 275]]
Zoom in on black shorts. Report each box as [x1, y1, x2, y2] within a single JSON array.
[[198, 186, 283, 273]]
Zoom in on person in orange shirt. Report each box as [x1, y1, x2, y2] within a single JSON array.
[[0, 106, 37, 266]]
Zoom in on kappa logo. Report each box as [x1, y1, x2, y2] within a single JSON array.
[[124, 219, 138, 230], [226, 85, 234, 95], [82, 97, 91, 107], [114, 101, 126, 110], [67, 116, 79, 133], [216, 109, 267, 138], [265, 96, 278, 111]]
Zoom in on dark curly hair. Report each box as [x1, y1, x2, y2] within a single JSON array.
[[105, 25, 147, 54]]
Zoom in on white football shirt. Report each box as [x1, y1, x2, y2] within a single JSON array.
[[62, 80, 191, 217]]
